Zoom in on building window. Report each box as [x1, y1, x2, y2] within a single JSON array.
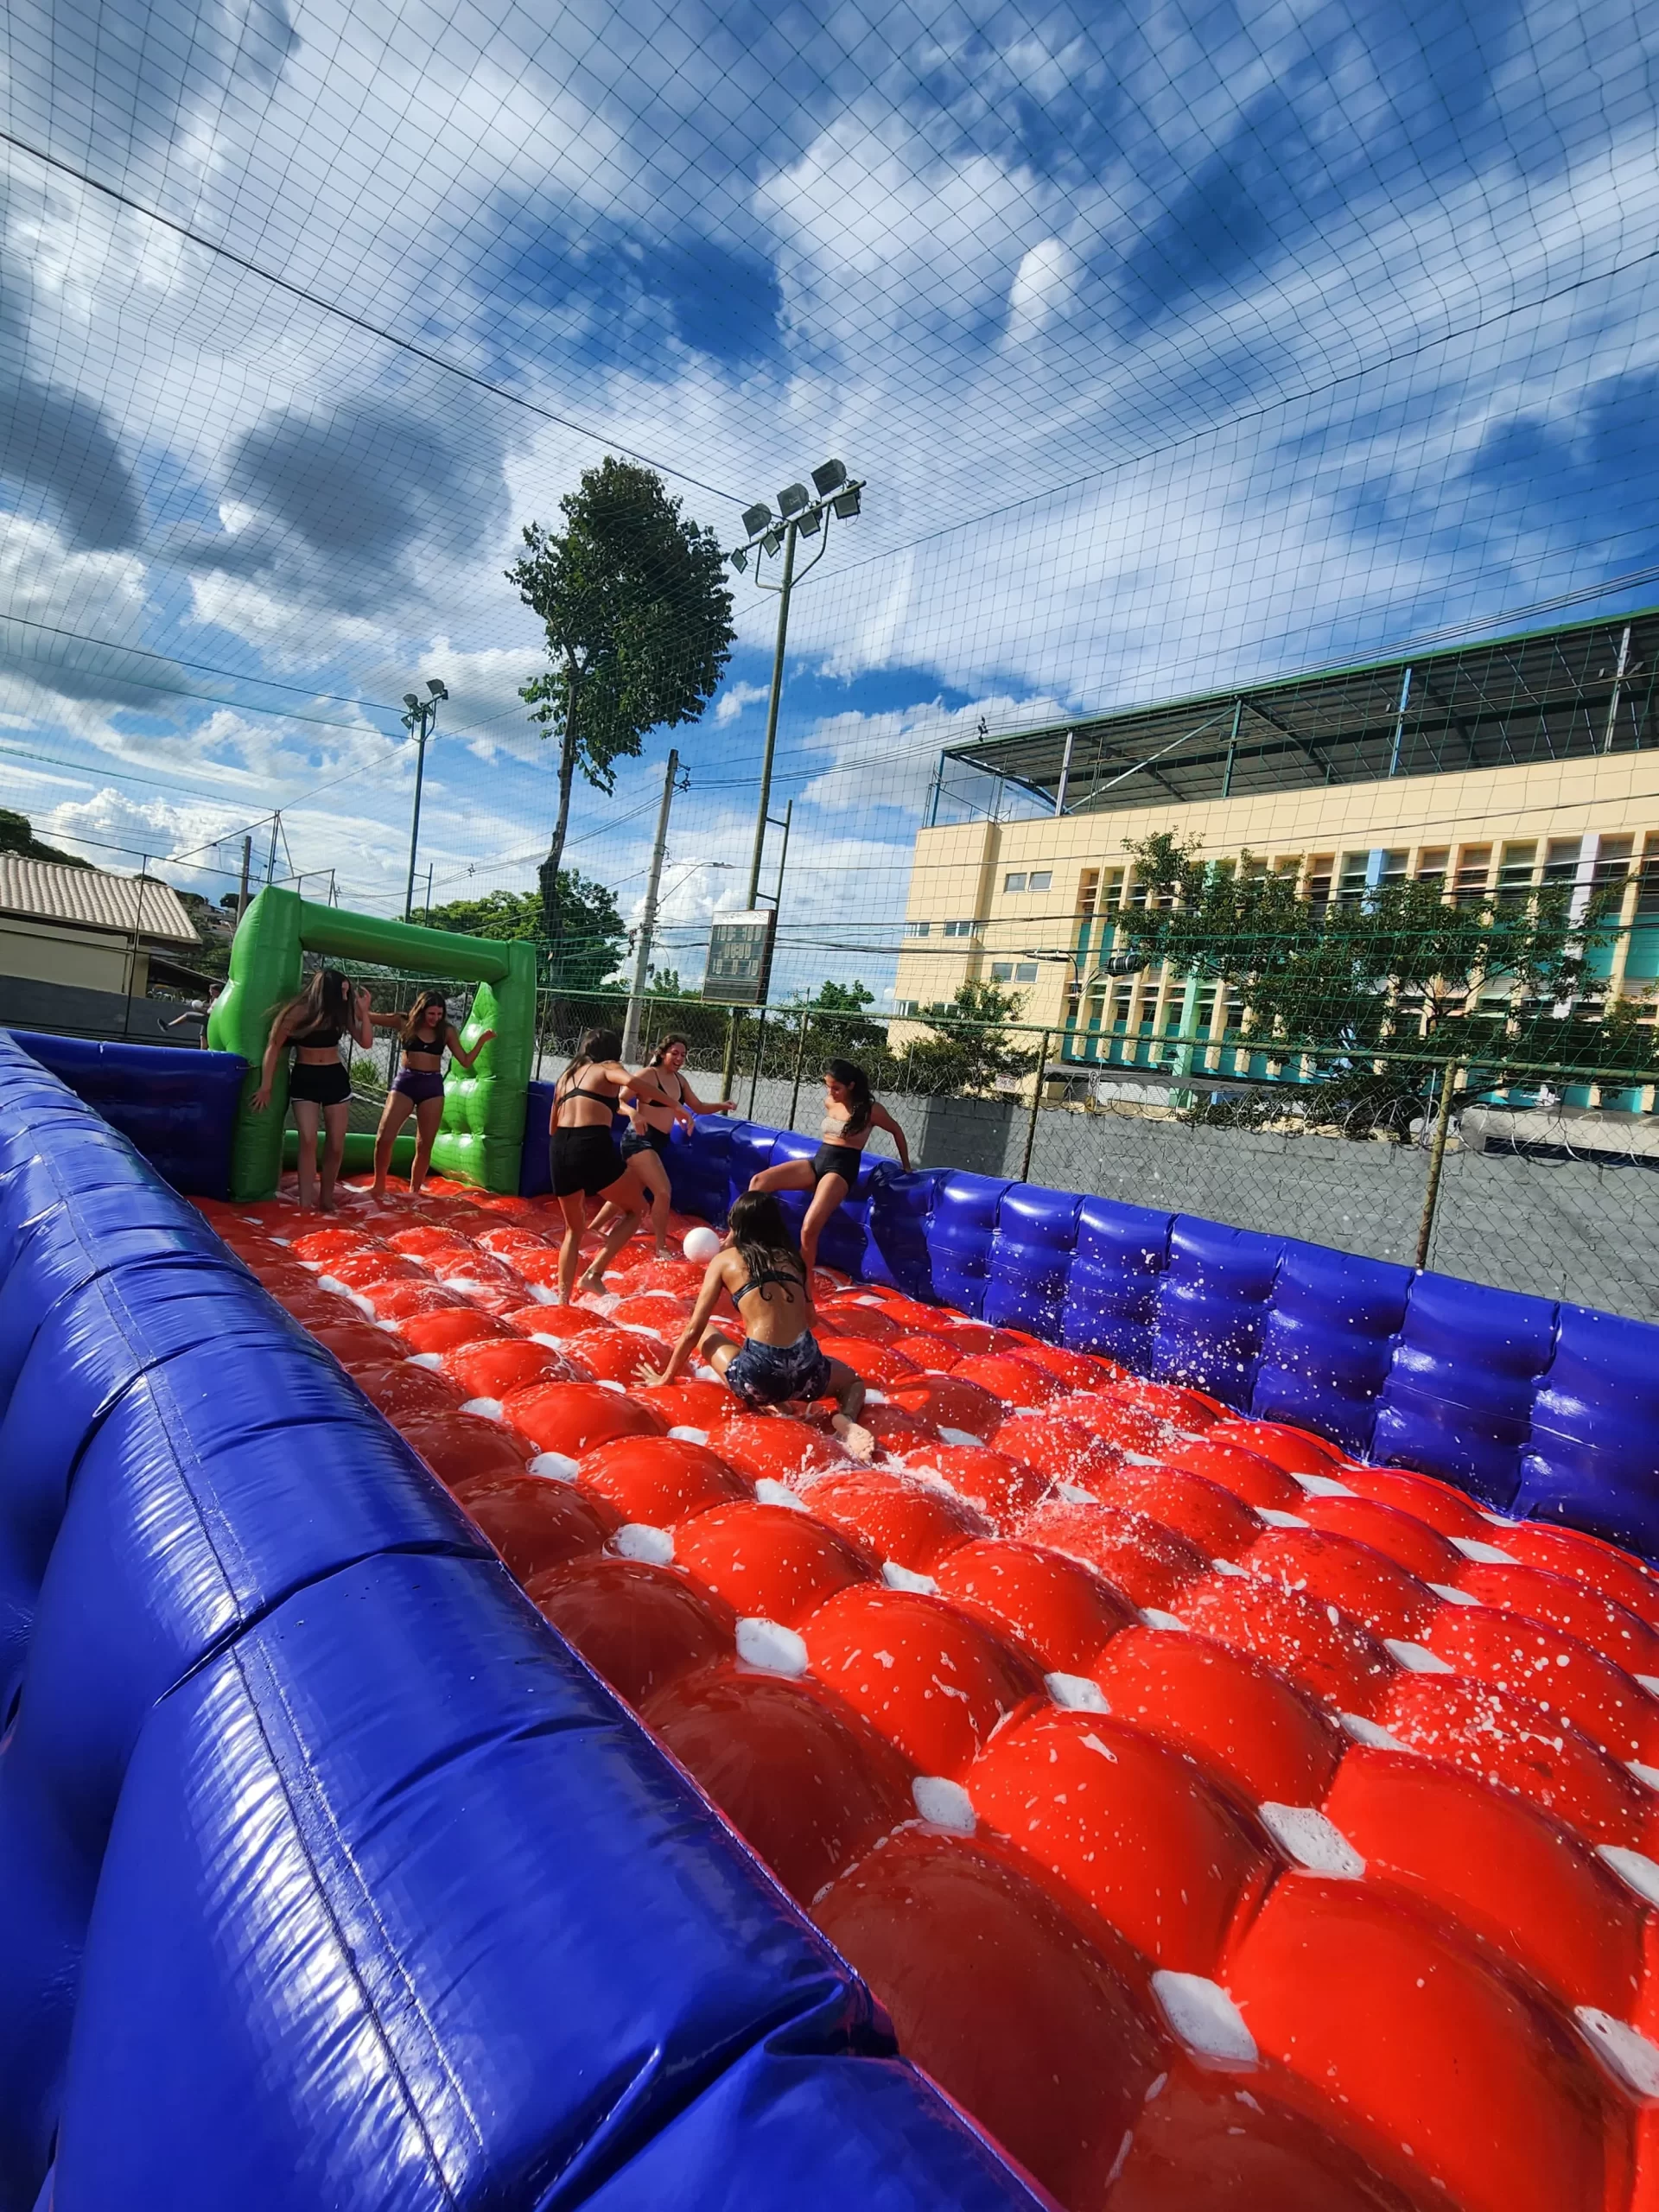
[[990, 961, 1014, 981], [1337, 852, 1370, 906], [1378, 849, 1409, 887], [1497, 842, 1537, 908], [1416, 848, 1449, 892], [1453, 845, 1491, 907], [1014, 962, 1039, 982], [1027, 870, 1052, 891], [1101, 867, 1125, 908], [1003, 872, 1027, 892], [942, 919, 976, 938], [1593, 835, 1634, 900], [1077, 868, 1100, 918], [1305, 855, 1334, 912], [1636, 835, 1659, 917], [1273, 855, 1301, 881], [1542, 838, 1580, 887], [903, 919, 931, 938]]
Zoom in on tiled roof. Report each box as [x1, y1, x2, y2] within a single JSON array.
[[0, 855, 199, 944]]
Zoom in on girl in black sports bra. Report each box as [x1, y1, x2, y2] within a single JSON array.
[[251, 967, 373, 1214], [549, 1027, 648, 1303], [746, 1058, 910, 1277], [599, 1035, 734, 1259], [637, 1191, 874, 1459]]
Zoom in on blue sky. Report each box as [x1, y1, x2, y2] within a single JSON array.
[[2, 0, 1657, 999]]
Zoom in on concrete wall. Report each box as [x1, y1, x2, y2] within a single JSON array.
[[0, 977, 193, 1044], [0, 917, 145, 995]]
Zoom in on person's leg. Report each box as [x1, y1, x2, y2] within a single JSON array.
[[320, 1101, 350, 1212], [798, 1172, 849, 1278], [747, 1160, 815, 1196], [576, 1163, 646, 1295], [292, 1097, 321, 1211], [823, 1353, 874, 1461], [410, 1093, 444, 1193], [698, 1328, 741, 1376], [634, 1150, 672, 1255], [372, 1090, 415, 1198], [555, 1192, 588, 1304]]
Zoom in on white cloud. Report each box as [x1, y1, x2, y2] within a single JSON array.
[[715, 681, 770, 725]]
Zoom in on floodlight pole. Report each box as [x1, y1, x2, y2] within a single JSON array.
[[622, 747, 681, 1063], [402, 693, 442, 923], [747, 522, 797, 909]]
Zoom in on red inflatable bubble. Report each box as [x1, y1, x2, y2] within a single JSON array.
[[610, 1292, 693, 1334], [1090, 1621, 1344, 1805], [323, 1249, 428, 1290], [951, 1352, 1070, 1408], [524, 1555, 733, 1705], [990, 1412, 1117, 1488], [308, 1317, 408, 1370], [643, 1664, 915, 1904], [289, 1227, 379, 1266], [710, 1414, 849, 1486], [501, 1381, 664, 1458], [567, 1326, 664, 1385], [1158, 1433, 1305, 1512], [1206, 1416, 1342, 1474], [1491, 1521, 1659, 1630], [934, 1537, 1135, 1674], [1177, 1567, 1398, 1712], [1455, 1559, 1659, 1678], [349, 1358, 463, 1423], [1225, 1875, 1615, 2212], [1017, 1498, 1211, 1611], [1424, 1602, 1659, 1765], [452, 1471, 617, 1580], [1243, 1526, 1443, 1641], [1082, 1464, 1265, 1561], [633, 1378, 739, 1433], [397, 1412, 531, 1490], [1295, 1491, 1466, 1582], [812, 1828, 1165, 2209], [1009, 1340, 1122, 1393], [436, 1338, 585, 1401], [810, 1301, 903, 1345], [803, 1467, 988, 1570], [495, 1300, 592, 1340], [893, 1332, 962, 1372], [887, 1373, 1007, 1441], [815, 1336, 923, 1389], [906, 1443, 1049, 1532], [1336, 1464, 1501, 1540], [395, 1306, 508, 1355], [1324, 1745, 1645, 2017], [358, 1279, 468, 1320], [575, 1433, 751, 1525], [969, 1707, 1273, 1973], [672, 1499, 874, 1623], [803, 1583, 1042, 1777]]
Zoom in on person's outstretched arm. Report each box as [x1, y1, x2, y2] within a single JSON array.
[[637, 1253, 728, 1385], [447, 1022, 495, 1071], [872, 1102, 911, 1171]]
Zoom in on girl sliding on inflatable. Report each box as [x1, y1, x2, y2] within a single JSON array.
[[251, 967, 374, 1214], [548, 1027, 649, 1304], [365, 989, 495, 1200], [637, 1191, 874, 1459], [746, 1058, 910, 1276]]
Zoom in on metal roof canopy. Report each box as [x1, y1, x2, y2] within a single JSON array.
[[938, 605, 1659, 819]]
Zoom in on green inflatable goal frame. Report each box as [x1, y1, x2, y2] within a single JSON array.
[[207, 887, 536, 1201]]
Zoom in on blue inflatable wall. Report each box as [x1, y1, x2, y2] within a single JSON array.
[[0, 1038, 1047, 2212], [674, 1116, 1659, 1562], [7, 1030, 245, 1200]]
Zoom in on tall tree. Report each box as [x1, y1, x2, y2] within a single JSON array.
[[507, 457, 734, 949], [423, 874, 625, 989]]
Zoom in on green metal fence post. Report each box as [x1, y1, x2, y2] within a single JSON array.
[[1414, 1059, 1459, 1271], [1020, 1031, 1052, 1183]]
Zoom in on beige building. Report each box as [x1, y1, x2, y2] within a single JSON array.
[[896, 608, 1659, 1108], [0, 854, 201, 999]]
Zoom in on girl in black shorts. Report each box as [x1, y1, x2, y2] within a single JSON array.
[[549, 1027, 648, 1303], [636, 1192, 874, 1459], [746, 1058, 910, 1277], [251, 967, 374, 1213], [595, 1035, 733, 1259]]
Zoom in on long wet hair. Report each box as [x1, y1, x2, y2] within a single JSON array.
[[559, 1027, 622, 1098], [401, 988, 449, 1046], [726, 1191, 804, 1300], [647, 1033, 688, 1066], [823, 1057, 873, 1134], [276, 966, 351, 1039]]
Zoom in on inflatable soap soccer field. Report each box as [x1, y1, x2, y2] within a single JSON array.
[[4, 1010, 1659, 2212]]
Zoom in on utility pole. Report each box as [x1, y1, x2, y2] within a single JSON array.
[[622, 748, 680, 1062], [237, 834, 251, 918], [747, 524, 797, 909], [264, 811, 280, 890]]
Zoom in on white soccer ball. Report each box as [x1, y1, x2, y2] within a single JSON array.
[[683, 1225, 723, 1264]]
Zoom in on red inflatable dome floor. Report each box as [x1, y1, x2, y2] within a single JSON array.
[[195, 1176, 1659, 2212]]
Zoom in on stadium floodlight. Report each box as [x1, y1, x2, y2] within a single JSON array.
[[776, 481, 810, 518], [762, 527, 783, 556], [831, 485, 861, 518], [810, 459, 846, 496], [741, 501, 772, 536], [399, 681, 448, 922], [797, 506, 821, 536], [730, 545, 748, 571]]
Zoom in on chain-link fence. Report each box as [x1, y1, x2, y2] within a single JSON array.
[[527, 982, 1659, 1322]]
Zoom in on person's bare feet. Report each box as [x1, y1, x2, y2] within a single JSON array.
[[831, 1413, 876, 1463], [576, 1269, 606, 1299]]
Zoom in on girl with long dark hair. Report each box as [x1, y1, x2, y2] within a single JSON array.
[[251, 967, 374, 1214], [746, 1057, 910, 1275], [365, 988, 496, 1200], [589, 1034, 733, 1259], [548, 1027, 649, 1302], [637, 1191, 874, 1458]]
